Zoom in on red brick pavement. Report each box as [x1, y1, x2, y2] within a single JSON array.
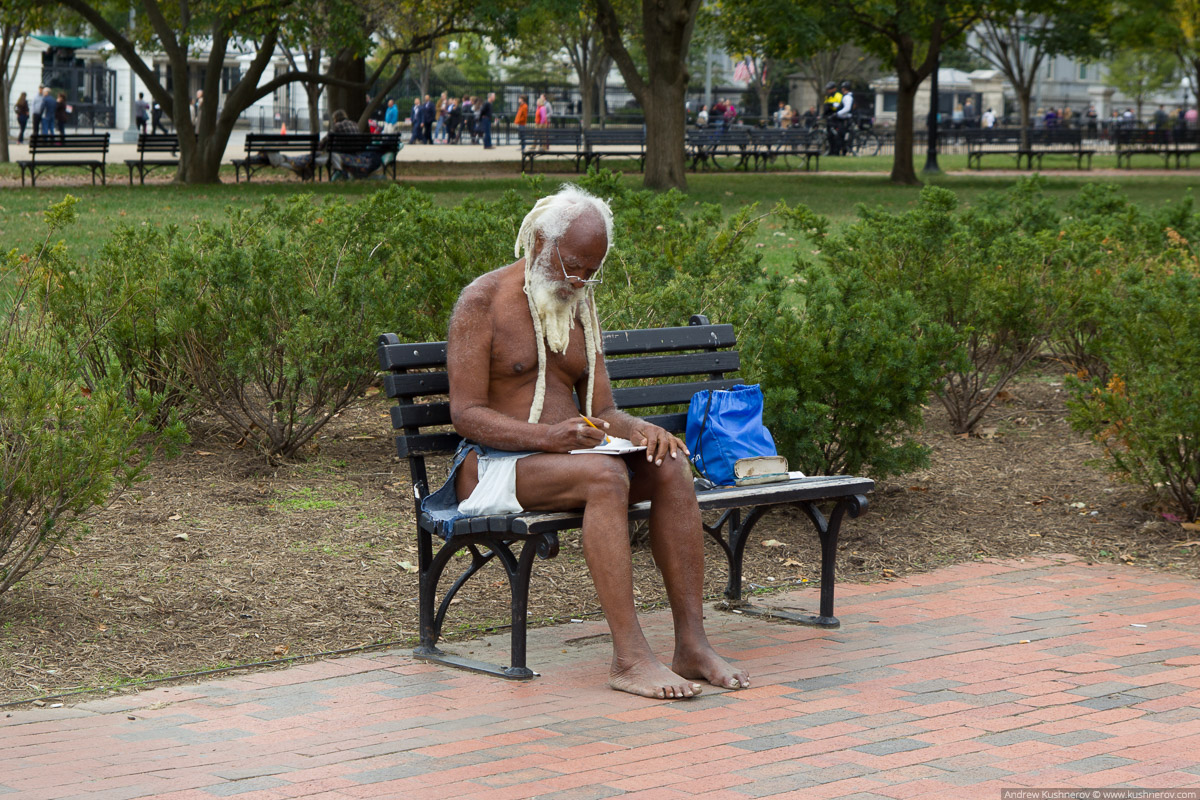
[[4, 554, 1200, 799]]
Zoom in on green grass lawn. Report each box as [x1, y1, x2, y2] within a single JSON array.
[[3, 163, 1199, 266]]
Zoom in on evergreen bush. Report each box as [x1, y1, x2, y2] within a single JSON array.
[[803, 183, 1059, 434], [38, 225, 196, 428], [163, 186, 523, 458], [1067, 266, 1200, 522], [1, 198, 183, 597], [752, 264, 956, 478]]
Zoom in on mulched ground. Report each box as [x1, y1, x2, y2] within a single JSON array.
[[2, 367, 1197, 705]]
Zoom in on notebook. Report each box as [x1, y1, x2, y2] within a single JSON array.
[[570, 436, 647, 455]]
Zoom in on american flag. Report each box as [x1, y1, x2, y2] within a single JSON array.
[[733, 57, 753, 83]]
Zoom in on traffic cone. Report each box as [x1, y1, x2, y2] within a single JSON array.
[[280, 122, 287, 134]]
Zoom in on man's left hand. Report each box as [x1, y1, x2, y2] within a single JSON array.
[[630, 423, 688, 467]]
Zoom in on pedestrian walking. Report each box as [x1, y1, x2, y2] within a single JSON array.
[[479, 91, 495, 149], [40, 88, 57, 136], [14, 91, 29, 143], [55, 92, 68, 138], [135, 92, 150, 134], [151, 100, 169, 133], [30, 85, 44, 138]]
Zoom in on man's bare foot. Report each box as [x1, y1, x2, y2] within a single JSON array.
[[609, 656, 703, 699], [673, 645, 750, 690]]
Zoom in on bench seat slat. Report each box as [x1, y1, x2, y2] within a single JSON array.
[[491, 476, 875, 537]]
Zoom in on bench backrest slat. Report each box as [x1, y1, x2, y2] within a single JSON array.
[[246, 134, 318, 148], [326, 133, 402, 153], [611, 378, 742, 411], [384, 371, 448, 399], [603, 324, 735, 354], [29, 133, 110, 155], [605, 351, 739, 379], [378, 339, 448, 370]]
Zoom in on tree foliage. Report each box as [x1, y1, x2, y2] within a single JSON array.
[[969, 0, 1111, 135], [594, 0, 704, 190], [55, 0, 510, 183], [0, 0, 47, 163]]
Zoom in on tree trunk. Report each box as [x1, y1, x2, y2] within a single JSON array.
[[580, 78, 595, 130], [0, 73, 10, 163], [305, 49, 323, 133], [643, 78, 688, 189], [594, 0, 699, 191], [756, 80, 770, 124], [327, 52, 367, 122], [890, 68, 920, 185], [1018, 89, 1032, 149], [0, 23, 20, 164]]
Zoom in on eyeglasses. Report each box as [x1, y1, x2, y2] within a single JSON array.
[[555, 242, 603, 286]]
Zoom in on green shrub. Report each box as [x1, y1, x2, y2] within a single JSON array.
[[161, 187, 522, 458], [808, 183, 1060, 434], [1, 198, 182, 596], [39, 225, 196, 428], [752, 263, 956, 478], [1067, 266, 1200, 522]]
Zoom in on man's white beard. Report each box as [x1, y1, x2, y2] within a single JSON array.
[[526, 250, 587, 354]]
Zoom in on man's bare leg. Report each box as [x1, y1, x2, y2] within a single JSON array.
[[509, 455, 703, 699], [629, 456, 751, 690]]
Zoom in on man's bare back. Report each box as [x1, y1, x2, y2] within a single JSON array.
[[439, 187, 749, 699]]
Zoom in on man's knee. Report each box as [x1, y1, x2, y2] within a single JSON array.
[[584, 457, 632, 504]]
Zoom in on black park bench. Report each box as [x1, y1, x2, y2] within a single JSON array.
[[376, 314, 874, 680], [231, 133, 319, 182], [964, 128, 1094, 170], [18, 133, 110, 187], [749, 128, 823, 172], [686, 127, 753, 171], [518, 128, 585, 173], [582, 128, 647, 171], [125, 133, 181, 185], [324, 132, 403, 180]]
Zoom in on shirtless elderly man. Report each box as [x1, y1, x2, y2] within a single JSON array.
[[432, 185, 749, 699]]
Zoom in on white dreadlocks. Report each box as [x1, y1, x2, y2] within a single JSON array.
[[514, 185, 614, 424]]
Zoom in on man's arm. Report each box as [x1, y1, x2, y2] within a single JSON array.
[[447, 281, 605, 453]]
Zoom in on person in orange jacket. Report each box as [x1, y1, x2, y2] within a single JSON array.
[[514, 95, 529, 127]]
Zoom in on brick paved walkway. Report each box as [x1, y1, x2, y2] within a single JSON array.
[[4, 554, 1200, 799]]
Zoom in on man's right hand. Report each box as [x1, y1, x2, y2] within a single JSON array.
[[546, 417, 608, 452]]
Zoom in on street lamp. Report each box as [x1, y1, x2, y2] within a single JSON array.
[[923, 50, 941, 174]]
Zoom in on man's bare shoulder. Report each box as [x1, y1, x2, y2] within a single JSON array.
[[455, 261, 524, 313]]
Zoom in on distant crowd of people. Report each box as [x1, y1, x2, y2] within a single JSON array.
[[372, 91, 559, 148], [11, 86, 69, 142]]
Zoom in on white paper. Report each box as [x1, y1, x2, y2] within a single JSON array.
[[570, 436, 647, 455]]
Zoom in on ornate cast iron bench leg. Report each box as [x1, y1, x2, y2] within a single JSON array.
[[704, 495, 869, 627], [413, 527, 560, 680]]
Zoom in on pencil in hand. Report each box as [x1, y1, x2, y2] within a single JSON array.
[[579, 415, 610, 445]]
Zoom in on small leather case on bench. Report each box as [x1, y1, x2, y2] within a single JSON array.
[[733, 455, 791, 486]]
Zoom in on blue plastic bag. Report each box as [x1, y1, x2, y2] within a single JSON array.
[[686, 384, 777, 487]]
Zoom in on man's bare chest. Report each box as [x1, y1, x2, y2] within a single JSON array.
[[489, 317, 589, 384]]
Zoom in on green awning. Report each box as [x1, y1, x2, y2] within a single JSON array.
[[32, 35, 99, 50]]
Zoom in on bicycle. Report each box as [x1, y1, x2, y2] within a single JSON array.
[[843, 117, 882, 157]]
